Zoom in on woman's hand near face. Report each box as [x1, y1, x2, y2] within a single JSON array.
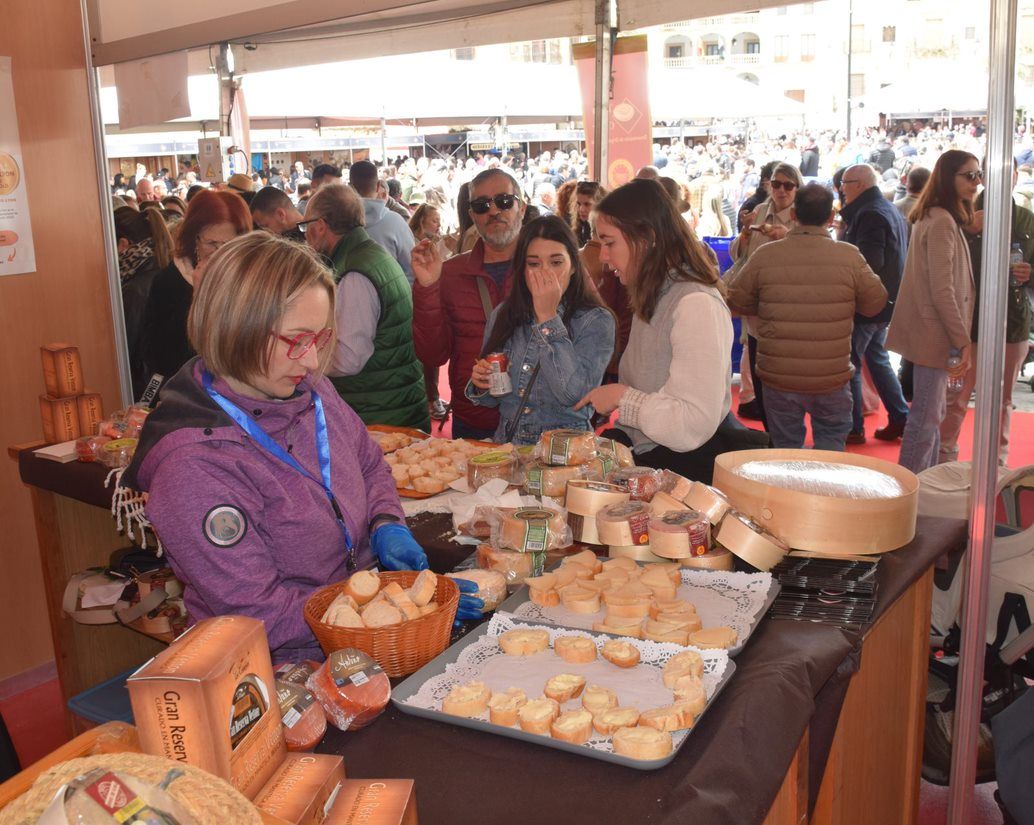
[[759, 223, 789, 241], [574, 383, 628, 416], [470, 358, 493, 390], [528, 266, 563, 324]]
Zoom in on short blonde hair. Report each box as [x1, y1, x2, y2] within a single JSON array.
[[188, 232, 336, 383], [305, 183, 365, 234]]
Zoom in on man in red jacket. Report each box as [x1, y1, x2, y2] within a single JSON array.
[[411, 169, 526, 439]]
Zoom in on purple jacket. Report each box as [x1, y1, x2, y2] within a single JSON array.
[[123, 358, 403, 663]]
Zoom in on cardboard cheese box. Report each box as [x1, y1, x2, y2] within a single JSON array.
[[39, 394, 81, 443], [76, 391, 104, 436], [40, 343, 84, 397], [127, 615, 287, 800], [326, 780, 418, 825], [254, 753, 346, 825]]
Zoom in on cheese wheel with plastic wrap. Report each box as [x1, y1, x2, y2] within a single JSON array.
[[446, 570, 507, 612], [648, 510, 711, 560], [306, 649, 390, 732], [595, 500, 652, 546], [538, 428, 597, 466], [495, 507, 568, 553], [467, 451, 516, 490], [522, 461, 584, 499], [607, 467, 663, 502], [476, 543, 545, 585]]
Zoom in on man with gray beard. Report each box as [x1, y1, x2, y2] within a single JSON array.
[[411, 168, 526, 439]]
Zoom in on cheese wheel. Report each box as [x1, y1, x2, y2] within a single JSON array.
[[306, 649, 390, 732], [684, 482, 734, 525], [497, 507, 565, 553], [649, 491, 690, 516], [594, 437, 635, 468], [593, 706, 641, 735], [544, 673, 587, 703], [608, 544, 668, 564], [518, 697, 561, 735], [498, 628, 550, 656], [523, 461, 583, 498], [612, 726, 673, 760], [551, 709, 594, 744], [467, 450, 516, 490], [581, 684, 618, 716], [595, 500, 652, 546], [442, 681, 491, 717], [446, 570, 507, 612], [554, 635, 598, 664], [648, 510, 711, 560], [681, 547, 735, 571], [688, 626, 738, 649], [607, 467, 663, 502], [538, 429, 597, 466], [658, 471, 694, 501], [275, 678, 327, 752], [488, 688, 528, 726], [715, 512, 789, 571], [476, 543, 544, 585], [565, 479, 629, 517]]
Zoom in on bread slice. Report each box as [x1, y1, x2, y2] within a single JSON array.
[[442, 681, 491, 717], [655, 612, 702, 633], [662, 650, 705, 688], [553, 636, 597, 664], [529, 587, 560, 608], [550, 709, 593, 744], [581, 685, 618, 717], [518, 697, 560, 734], [563, 549, 603, 573], [638, 703, 694, 732], [552, 566, 579, 588], [560, 589, 601, 614], [544, 673, 586, 703], [671, 675, 707, 716], [605, 601, 652, 620], [592, 619, 644, 640], [419, 601, 439, 616], [407, 569, 437, 607], [593, 706, 641, 736], [320, 592, 359, 623], [411, 476, 446, 494], [344, 570, 381, 605], [361, 600, 403, 628], [524, 572, 557, 590], [688, 626, 738, 650], [642, 622, 690, 646], [325, 601, 364, 629], [488, 688, 527, 727], [498, 628, 550, 656], [382, 582, 421, 621], [650, 598, 696, 619], [612, 726, 672, 760], [601, 640, 641, 668], [601, 557, 639, 573]]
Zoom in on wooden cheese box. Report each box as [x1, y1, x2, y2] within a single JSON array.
[[39, 394, 81, 443], [40, 343, 84, 397]]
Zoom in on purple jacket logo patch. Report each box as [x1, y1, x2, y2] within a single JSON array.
[[204, 505, 247, 547]]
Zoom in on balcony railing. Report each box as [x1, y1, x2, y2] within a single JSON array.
[[701, 54, 725, 65], [664, 57, 693, 68], [731, 53, 761, 64]]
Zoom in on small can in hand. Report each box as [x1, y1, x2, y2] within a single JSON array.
[[487, 353, 512, 397]]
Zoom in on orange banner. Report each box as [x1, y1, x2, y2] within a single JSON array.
[[574, 35, 653, 189]]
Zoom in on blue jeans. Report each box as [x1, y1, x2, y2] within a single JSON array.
[[849, 321, 910, 432], [451, 418, 497, 442], [898, 364, 947, 474], [763, 384, 853, 450]]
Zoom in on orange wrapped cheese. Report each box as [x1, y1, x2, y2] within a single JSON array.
[[275, 677, 328, 752], [306, 649, 390, 732], [607, 467, 663, 502]]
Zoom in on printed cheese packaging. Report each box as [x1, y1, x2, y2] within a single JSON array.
[[39, 394, 81, 443], [254, 753, 346, 825], [40, 343, 84, 397], [127, 615, 287, 800], [326, 779, 418, 825]]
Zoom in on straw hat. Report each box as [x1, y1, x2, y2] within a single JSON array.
[[227, 173, 255, 193], [2, 753, 262, 824]]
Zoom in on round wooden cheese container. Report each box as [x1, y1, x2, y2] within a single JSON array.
[[712, 449, 919, 555]]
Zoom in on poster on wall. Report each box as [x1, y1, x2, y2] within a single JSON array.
[[574, 35, 653, 189], [0, 56, 36, 277]]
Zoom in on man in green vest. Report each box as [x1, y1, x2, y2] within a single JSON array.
[[304, 183, 430, 431]]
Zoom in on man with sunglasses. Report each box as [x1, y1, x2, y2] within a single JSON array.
[[840, 163, 910, 445], [412, 168, 526, 440], [305, 183, 430, 431]]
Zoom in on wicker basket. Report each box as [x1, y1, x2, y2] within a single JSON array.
[[304, 571, 459, 677]]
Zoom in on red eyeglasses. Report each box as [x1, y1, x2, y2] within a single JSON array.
[[272, 328, 333, 359]]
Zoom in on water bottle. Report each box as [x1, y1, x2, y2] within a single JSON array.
[[1009, 243, 1024, 287], [947, 348, 964, 393]]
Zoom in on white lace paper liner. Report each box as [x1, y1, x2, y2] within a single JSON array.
[[508, 569, 771, 649], [402, 614, 729, 756]]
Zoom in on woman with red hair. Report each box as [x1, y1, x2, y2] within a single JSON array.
[[142, 189, 252, 391]]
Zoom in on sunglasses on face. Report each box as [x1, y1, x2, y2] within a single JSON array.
[[956, 170, 983, 182], [469, 193, 519, 214], [770, 180, 798, 192]]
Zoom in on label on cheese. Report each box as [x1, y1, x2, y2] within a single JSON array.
[[514, 508, 551, 553], [659, 510, 710, 556], [329, 649, 384, 689], [275, 680, 318, 730], [524, 467, 545, 495]]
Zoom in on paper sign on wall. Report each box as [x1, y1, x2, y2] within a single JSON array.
[[0, 56, 37, 277]]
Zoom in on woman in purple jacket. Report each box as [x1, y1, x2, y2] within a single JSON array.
[[122, 233, 480, 663]]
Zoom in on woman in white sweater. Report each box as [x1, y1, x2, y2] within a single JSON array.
[[576, 178, 738, 483]]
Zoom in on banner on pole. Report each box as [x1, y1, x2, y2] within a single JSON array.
[[574, 34, 653, 189], [0, 56, 37, 277]]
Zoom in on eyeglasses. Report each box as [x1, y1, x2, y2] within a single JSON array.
[[770, 180, 798, 192], [272, 328, 333, 360], [956, 170, 984, 182], [469, 193, 519, 214], [841, 179, 862, 186], [295, 217, 322, 232]]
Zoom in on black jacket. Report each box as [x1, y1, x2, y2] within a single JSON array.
[[142, 261, 196, 387], [841, 185, 908, 325]]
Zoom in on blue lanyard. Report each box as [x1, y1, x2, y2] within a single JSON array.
[[202, 370, 357, 569]]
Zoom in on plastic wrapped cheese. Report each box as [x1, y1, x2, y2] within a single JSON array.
[[733, 460, 907, 499], [491, 506, 572, 553], [522, 461, 584, 499], [476, 542, 545, 586], [467, 451, 517, 491], [594, 436, 635, 468], [648, 510, 711, 560], [607, 467, 663, 502], [595, 500, 652, 546], [537, 429, 597, 466], [446, 570, 508, 611], [306, 649, 390, 732], [40, 767, 197, 824], [275, 677, 327, 751], [658, 470, 693, 501]]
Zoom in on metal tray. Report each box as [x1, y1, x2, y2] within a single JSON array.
[[392, 621, 736, 771], [496, 562, 780, 657]]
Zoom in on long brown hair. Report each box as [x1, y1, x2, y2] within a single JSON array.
[[113, 206, 174, 268], [593, 179, 721, 322], [480, 215, 606, 357], [909, 149, 978, 226]]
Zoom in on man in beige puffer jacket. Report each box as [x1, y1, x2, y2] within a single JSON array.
[[727, 183, 888, 450]]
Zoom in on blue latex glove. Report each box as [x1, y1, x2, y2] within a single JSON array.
[[370, 523, 429, 571], [453, 578, 485, 624]]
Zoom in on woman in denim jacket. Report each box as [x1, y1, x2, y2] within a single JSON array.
[[466, 215, 615, 445]]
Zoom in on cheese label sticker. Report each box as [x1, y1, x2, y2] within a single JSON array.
[[525, 467, 544, 494], [330, 648, 384, 687], [548, 434, 571, 465], [204, 505, 247, 548], [628, 512, 651, 545]]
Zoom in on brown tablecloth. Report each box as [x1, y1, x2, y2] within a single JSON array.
[[319, 514, 967, 825]]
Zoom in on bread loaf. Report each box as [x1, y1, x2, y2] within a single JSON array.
[[382, 582, 421, 621], [361, 601, 403, 628], [407, 569, 438, 607], [344, 570, 380, 605], [445, 569, 507, 612]]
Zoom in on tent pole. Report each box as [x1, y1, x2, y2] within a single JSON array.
[[946, 0, 1017, 822], [593, 0, 614, 183], [380, 115, 387, 163]]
